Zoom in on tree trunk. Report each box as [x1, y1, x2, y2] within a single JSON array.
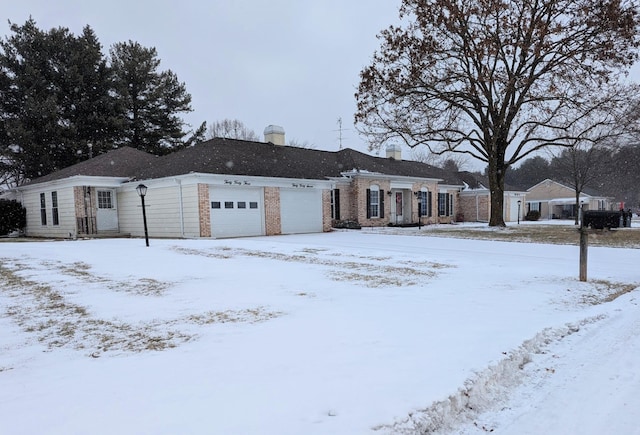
[[488, 157, 506, 227], [574, 190, 581, 225]]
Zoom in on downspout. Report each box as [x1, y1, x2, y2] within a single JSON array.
[[176, 179, 185, 237]]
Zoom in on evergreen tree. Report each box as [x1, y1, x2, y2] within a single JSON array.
[[110, 41, 193, 155], [0, 19, 118, 183]]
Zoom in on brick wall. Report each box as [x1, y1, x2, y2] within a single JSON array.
[[197, 184, 211, 237], [73, 186, 97, 234], [322, 189, 332, 231], [264, 187, 281, 235], [354, 178, 391, 227], [458, 193, 490, 222]]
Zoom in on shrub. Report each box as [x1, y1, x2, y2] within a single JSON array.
[[524, 210, 541, 221], [0, 199, 27, 235], [332, 220, 361, 229]]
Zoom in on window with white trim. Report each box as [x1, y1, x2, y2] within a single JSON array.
[[97, 191, 113, 209], [438, 192, 452, 216], [368, 185, 380, 218], [51, 191, 59, 226], [40, 193, 47, 225], [418, 191, 430, 217]]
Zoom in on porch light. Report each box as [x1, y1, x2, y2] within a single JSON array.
[[136, 184, 148, 197], [413, 191, 419, 197], [136, 184, 150, 247]]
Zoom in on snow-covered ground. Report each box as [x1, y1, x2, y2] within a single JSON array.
[[0, 228, 638, 434]]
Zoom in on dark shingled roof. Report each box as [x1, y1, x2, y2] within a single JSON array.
[[22, 147, 159, 186], [136, 137, 462, 183], [22, 138, 466, 186]]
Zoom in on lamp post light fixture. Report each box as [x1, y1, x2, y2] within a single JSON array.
[[517, 200, 522, 225], [136, 184, 150, 247]]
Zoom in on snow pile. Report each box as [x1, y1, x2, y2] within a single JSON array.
[[377, 316, 605, 434]]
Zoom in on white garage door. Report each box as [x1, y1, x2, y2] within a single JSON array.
[[280, 189, 323, 234], [210, 186, 264, 238]]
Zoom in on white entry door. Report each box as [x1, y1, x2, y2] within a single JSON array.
[[395, 191, 404, 223], [96, 189, 118, 231]]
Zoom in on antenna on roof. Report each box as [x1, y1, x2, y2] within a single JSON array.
[[335, 117, 351, 150]]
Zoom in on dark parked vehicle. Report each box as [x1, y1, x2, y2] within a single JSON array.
[[582, 210, 621, 229]]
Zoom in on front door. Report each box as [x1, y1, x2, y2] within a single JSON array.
[[395, 192, 403, 223], [96, 189, 118, 231]]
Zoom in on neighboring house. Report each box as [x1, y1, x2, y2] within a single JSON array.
[[11, 127, 466, 239], [457, 172, 527, 223], [525, 179, 613, 220]]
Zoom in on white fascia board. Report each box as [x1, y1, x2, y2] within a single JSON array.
[[341, 171, 443, 184], [14, 175, 129, 192], [137, 173, 335, 190]]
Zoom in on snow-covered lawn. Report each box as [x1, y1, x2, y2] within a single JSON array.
[[1, 229, 639, 434]]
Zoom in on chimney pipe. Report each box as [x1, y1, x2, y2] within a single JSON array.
[[386, 144, 402, 160], [264, 125, 285, 145]]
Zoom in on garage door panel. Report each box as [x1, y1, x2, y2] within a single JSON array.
[[210, 187, 264, 238], [280, 189, 323, 234]]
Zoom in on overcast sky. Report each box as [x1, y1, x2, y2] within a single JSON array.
[[3, 1, 405, 157]]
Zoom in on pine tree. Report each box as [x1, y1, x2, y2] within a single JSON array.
[[0, 19, 119, 183], [109, 41, 193, 155]]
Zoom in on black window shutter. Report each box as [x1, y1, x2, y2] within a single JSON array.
[[334, 189, 340, 220], [366, 189, 371, 218], [380, 191, 385, 218], [428, 191, 432, 217]]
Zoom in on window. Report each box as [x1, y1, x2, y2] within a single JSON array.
[[528, 202, 540, 212], [224, 201, 234, 209], [438, 192, 446, 216], [418, 190, 431, 217], [40, 193, 47, 225], [438, 192, 452, 216], [366, 185, 384, 218], [211, 201, 221, 209], [237, 201, 246, 209], [51, 191, 59, 226], [249, 202, 258, 209], [97, 191, 112, 209]]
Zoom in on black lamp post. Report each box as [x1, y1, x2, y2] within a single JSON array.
[[136, 184, 149, 247], [517, 200, 521, 224]]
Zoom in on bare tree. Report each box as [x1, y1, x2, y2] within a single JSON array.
[[206, 119, 259, 141], [287, 138, 316, 149], [551, 143, 611, 224], [411, 149, 468, 170], [355, 0, 640, 226]]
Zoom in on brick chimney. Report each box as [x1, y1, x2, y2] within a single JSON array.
[[264, 125, 285, 145]]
